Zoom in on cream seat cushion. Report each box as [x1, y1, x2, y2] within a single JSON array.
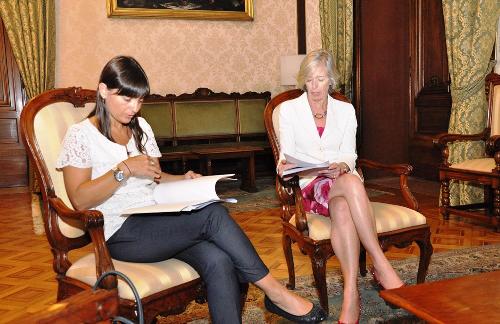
[[67, 254, 200, 300], [450, 158, 495, 173], [289, 202, 427, 241]]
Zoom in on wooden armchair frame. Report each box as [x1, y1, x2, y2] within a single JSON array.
[[264, 89, 433, 313], [20, 87, 248, 323], [433, 73, 500, 232]]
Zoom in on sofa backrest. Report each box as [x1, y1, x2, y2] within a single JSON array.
[[141, 88, 270, 146]]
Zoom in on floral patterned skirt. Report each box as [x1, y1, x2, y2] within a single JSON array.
[[301, 176, 335, 217]]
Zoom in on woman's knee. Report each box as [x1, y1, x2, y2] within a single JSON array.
[[333, 173, 365, 195]]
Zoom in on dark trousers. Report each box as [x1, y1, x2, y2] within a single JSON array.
[[107, 203, 269, 324]]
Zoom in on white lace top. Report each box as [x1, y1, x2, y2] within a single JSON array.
[[56, 117, 162, 240]]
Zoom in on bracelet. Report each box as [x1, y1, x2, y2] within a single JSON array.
[[121, 160, 132, 176]]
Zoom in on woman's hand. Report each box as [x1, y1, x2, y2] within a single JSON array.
[[121, 154, 161, 180], [318, 162, 350, 179], [184, 170, 202, 179], [277, 160, 297, 176]]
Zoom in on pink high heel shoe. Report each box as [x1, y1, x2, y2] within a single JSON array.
[[338, 297, 360, 324], [369, 266, 405, 290], [338, 320, 359, 324], [370, 266, 405, 309]]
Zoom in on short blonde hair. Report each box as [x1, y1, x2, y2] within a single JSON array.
[[296, 49, 339, 92]]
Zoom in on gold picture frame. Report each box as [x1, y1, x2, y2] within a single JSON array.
[[107, 0, 254, 20]]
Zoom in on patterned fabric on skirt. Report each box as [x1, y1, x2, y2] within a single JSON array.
[[301, 176, 335, 216]]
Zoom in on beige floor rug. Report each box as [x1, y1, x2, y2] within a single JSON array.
[[157, 244, 500, 323]]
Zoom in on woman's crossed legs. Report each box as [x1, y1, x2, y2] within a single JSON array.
[[328, 174, 403, 323]]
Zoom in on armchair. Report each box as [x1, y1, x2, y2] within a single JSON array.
[[433, 73, 500, 232], [20, 87, 248, 323], [264, 89, 433, 313]]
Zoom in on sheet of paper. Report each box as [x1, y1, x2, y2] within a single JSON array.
[[122, 174, 237, 214], [282, 153, 329, 176]]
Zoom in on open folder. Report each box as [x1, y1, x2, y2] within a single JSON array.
[[282, 153, 329, 176], [122, 174, 237, 214]]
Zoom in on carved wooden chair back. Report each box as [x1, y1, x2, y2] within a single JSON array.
[[434, 73, 500, 232], [20, 87, 208, 323], [264, 89, 434, 312]]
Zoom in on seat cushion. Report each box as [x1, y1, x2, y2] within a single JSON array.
[[66, 254, 200, 300], [450, 158, 495, 173], [289, 202, 427, 241]]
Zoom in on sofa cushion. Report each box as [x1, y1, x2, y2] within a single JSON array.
[[141, 102, 173, 138], [175, 101, 235, 137], [239, 98, 267, 134]]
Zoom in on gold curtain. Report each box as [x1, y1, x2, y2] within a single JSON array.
[[442, 0, 499, 207], [319, 0, 353, 99], [0, 0, 55, 99], [0, 0, 55, 235]]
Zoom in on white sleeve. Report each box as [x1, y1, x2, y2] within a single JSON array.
[[56, 124, 92, 169], [337, 106, 358, 172]]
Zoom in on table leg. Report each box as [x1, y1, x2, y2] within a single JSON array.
[[240, 153, 257, 192], [199, 157, 213, 176]]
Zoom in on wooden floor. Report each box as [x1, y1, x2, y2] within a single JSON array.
[[0, 177, 499, 322]]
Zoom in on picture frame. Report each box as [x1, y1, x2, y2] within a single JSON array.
[[107, 0, 254, 21]]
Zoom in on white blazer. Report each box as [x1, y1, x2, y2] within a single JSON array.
[[278, 92, 359, 187]]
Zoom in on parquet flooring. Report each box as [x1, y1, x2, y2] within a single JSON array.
[[0, 178, 499, 322]]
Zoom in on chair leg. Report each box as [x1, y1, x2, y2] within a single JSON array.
[[282, 232, 295, 290], [494, 187, 500, 232], [359, 248, 367, 277], [310, 254, 329, 314], [415, 228, 433, 284], [440, 179, 450, 220]]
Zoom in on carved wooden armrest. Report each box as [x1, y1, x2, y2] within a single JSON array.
[[433, 129, 489, 166], [433, 129, 489, 149], [48, 197, 117, 289], [357, 158, 418, 210], [277, 175, 309, 234]]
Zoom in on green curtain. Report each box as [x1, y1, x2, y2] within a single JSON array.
[[442, 0, 499, 207], [319, 0, 353, 99], [0, 0, 55, 99]]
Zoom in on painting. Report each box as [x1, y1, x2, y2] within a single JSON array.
[[107, 0, 254, 20]]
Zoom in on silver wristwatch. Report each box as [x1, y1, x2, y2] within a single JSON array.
[[112, 166, 125, 182]]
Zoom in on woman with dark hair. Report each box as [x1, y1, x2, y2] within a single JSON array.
[[56, 56, 327, 323], [277, 49, 404, 324]]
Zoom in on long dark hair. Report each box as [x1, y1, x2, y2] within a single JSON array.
[[88, 55, 150, 154]]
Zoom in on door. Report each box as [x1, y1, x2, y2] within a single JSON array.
[[0, 18, 27, 187]]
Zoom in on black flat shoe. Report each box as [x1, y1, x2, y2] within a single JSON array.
[[264, 295, 327, 323]]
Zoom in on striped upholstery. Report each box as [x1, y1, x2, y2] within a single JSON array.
[[289, 202, 427, 241], [450, 158, 495, 173], [67, 254, 200, 300]]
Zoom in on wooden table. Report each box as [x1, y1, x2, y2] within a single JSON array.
[[193, 145, 264, 192], [23, 289, 119, 323], [380, 270, 500, 323]]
